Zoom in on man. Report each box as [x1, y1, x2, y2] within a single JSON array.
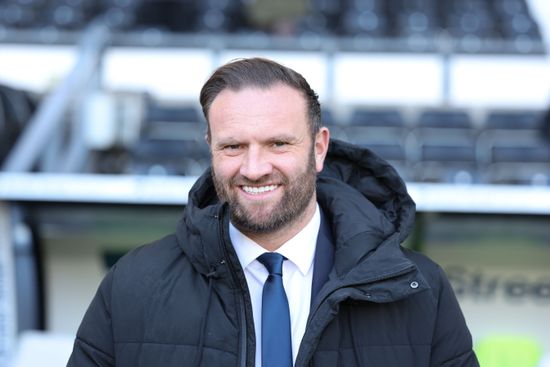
[[68, 58, 479, 366]]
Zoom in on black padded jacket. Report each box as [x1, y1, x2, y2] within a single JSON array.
[[67, 139, 479, 367]]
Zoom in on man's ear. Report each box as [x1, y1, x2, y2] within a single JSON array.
[[314, 127, 330, 173]]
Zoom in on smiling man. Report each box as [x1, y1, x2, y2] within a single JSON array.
[[68, 58, 479, 367], [208, 83, 327, 250]]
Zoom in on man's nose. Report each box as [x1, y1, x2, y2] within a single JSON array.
[[239, 147, 272, 181]]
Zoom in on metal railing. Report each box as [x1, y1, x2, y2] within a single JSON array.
[[2, 22, 110, 173]]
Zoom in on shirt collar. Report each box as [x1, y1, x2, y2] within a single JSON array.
[[230, 204, 321, 276]]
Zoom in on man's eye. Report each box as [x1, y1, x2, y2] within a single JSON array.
[[273, 141, 287, 148], [226, 144, 241, 150]]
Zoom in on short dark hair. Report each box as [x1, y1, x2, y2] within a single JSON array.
[[199, 57, 321, 139]]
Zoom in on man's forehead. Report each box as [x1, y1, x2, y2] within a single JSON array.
[[213, 83, 305, 104], [208, 85, 305, 122], [208, 84, 310, 138]]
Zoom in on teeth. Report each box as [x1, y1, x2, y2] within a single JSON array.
[[242, 185, 277, 194]]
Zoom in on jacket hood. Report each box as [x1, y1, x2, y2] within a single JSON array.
[[319, 139, 415, 244], [176, 139, 416, 277], [316, 139, 416, 279]]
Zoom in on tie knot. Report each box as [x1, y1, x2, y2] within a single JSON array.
[[257, 252, 285, 276]]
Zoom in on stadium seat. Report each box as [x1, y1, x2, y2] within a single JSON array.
[[483, 141, 550, 185], [350, 108, 405, 127], [344, 109, 409, 154], [486, 110, 542, 130], [477, 110, 546, 180], [339, 2, 388, 37], [412, 109, 478, 183], [344, 108, 411, 179], [147, 104, 202, 124], [392, 0, 439, 39], [445, 0, 498, 41], [415, 143, 478, 183], [130, 138, 210, 176], [494, 0, 543, 43]]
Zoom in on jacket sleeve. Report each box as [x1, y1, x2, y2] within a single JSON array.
[[66, 267, 116, 367], [430, 265, 479, 367]]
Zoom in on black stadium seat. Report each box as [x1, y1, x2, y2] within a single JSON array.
[[411, 109, 479, 183], [350, 108, 404, 127], [486, 110, 542, 130]]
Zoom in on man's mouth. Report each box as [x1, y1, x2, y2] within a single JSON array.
[[241, 185, 278, 194]]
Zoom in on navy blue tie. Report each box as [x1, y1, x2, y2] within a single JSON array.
[[258, 252, 293, 367]]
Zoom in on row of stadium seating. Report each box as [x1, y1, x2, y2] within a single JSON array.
[[0, 0, 543, 46], [3, 80, 547, 186], [91, 103, 549, 185]]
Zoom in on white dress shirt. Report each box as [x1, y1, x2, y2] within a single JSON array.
[[230, 204, 320, 367]]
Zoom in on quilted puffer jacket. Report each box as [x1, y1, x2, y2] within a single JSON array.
[[68, 139, 479, 367]]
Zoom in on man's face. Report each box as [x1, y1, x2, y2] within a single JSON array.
[[208, 83, 328, 236]]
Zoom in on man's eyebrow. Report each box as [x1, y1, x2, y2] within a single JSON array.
[[266, 134, 300, 143], [213, 134, 301, 149]]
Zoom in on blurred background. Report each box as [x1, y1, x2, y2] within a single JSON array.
[[0, 0, 550, 366]]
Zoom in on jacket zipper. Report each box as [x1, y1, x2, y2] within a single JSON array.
[[216, 206, 248, 367]]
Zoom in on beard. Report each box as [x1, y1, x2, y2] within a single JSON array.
[[212, 149, 317, 235]]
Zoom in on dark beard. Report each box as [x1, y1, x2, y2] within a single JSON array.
[[212, 149, 317, 234]]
